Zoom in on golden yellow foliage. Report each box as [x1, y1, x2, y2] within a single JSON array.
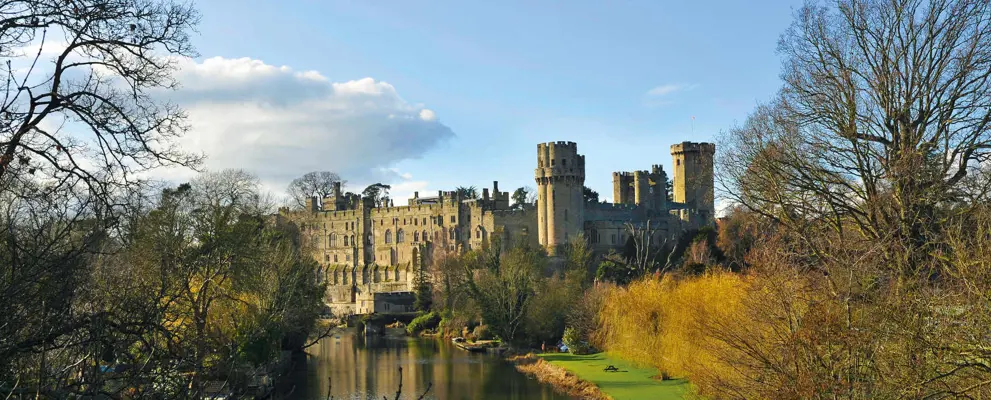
[[596, 271, 749, 379]]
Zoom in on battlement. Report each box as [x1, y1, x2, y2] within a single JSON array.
[[591, 202, 639, 211], [490, 208, 534, 217], [537, 141, 578, 149], [670, 141, 716, 154]]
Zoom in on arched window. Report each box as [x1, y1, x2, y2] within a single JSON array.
[[414, 231, 420, 242], [449, 228, 455, 240], [350, 235, 355, 247], [329, 233, 337, 248], [476, 229, 481, 239], [343, 236, 349, 247], [422, 218, 427, 225], [422, 230, 428, 242], [397, 229, 405, 243], [385, 229, 392, 244]]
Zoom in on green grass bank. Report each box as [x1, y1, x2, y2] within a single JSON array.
[[536, 352, 690, 400]]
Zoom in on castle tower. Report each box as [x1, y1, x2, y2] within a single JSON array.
[[633, 170, 650, 209], [536, 141, 585, 255], [612, 172, 633, 205], [649, 164, 668, 212], [671, 142, 716, 222]]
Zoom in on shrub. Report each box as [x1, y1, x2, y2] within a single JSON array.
[[406, 312, 441, 336], [472, 324, 493, 341], [562, 327, 593, 354], [438, 311, 469, 338]]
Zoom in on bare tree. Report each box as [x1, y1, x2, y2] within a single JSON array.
[[623, 219, 668, 275], [719, 0, 991, 271], [0, 0, 201, 212], [287, 171, 345, 209]]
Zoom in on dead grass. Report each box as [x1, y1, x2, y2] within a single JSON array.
[[508, 353, 610, 400]]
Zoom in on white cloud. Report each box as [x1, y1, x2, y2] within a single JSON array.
[[151, 56, 454, 193], [644, 83, 698, 107]]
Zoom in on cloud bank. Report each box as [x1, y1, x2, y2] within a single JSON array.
[[160, 56, 454, 192]]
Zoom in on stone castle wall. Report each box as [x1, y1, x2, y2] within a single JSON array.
[[283, 140, 715, 317]]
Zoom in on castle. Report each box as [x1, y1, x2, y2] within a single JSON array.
[[278, 141, 715, 316]]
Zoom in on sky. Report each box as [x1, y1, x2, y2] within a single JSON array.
[[158, 0, 806, 204]]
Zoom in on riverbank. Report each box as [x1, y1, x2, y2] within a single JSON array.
[[510, 352, 690, 400]]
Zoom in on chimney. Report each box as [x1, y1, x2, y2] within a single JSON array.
[[482, 188, 490, 201]]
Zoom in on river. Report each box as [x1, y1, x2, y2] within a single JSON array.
[[278, 328, 571, 399]]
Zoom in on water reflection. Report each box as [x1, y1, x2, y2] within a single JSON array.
[[282, 328, 569, 400]]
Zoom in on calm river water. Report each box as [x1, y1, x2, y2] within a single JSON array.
[[278, 328, 570, 400]]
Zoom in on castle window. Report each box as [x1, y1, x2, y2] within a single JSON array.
[[329, 233, 337, 247], [351, 235, 355, 247], [677, 159, 681, 166], [611, 234, 616, 244], [334, 254, 338, 263], [551, 159, 556, 166], [476, 230, 481, 239], [423, 218, 427, 225], [385, 230, 392, 244], [423, 230, 428, 242], [451, 215, 455, 223], [449, 228, 455, 240], [414, 231, 419, 242], [590, 229, 597, 244], [562, 159, 567, 167], [397, 229, 405, 243], [325, 254, 330, 262], [344, 236, 349, 247], [414, 218, 418, 226]]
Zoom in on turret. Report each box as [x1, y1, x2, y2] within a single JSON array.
[[535, 141, 586, 255], [671, 142, 716, 223]]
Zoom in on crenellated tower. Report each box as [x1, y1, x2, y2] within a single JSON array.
[[671, 141, 716, 222], [535, 141, 585, 255]]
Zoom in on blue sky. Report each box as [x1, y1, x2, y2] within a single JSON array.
[[182, 0, 804, 203]]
